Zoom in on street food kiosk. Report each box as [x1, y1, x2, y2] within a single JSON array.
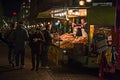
[[47, 6, 116, 68], [48, 7, 97, 67]]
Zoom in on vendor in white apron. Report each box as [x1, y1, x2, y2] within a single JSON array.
[[76, 18, 89, 56]]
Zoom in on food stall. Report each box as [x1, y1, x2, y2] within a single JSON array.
[[48, 6, 116, 68], [47, 7, 98, 67], [48, 32, 88, 64]]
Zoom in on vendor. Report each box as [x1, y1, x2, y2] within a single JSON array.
[[76, 18, 90, 57], [76, 18, 89, 38]]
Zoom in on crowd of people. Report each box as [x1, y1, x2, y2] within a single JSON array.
[[0, 21, 52, 71], [0, 18, 89, 71]]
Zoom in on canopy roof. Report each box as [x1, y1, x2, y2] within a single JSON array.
[[37, 10, 51, 18]]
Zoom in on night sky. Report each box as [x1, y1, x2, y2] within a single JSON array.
[[1, 0, 113, 17], [1, 0, 24, 17]]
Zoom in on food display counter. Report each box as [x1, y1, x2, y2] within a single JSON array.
[[48, 33, 89, 66]]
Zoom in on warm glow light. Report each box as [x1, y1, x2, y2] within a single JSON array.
[[86, 0, 92, 3], [79, 9, 87, 16], [68, 9, 87, 17], [79, 0, 85, 6], [90, 25, 94, 43]]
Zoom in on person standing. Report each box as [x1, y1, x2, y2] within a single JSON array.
[[76, 18, 88, 36], [80, 18, 89, 38], [13, 21, 29, 69], [5, 23, 16, 67], [29, 28, 45, 71], [81, 18, 90, 57], [41, 24, 52, 68], [76, 18, 90, 56], [94, 29, 108, 79]]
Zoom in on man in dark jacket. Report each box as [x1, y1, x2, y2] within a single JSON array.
[[76, 18, 89, 37], [13, 21, 29, 69], [5, 23, 16, 67]]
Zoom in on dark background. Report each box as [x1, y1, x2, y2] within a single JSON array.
[[1, 0, 25, 16], [1, 0, 113, 17]]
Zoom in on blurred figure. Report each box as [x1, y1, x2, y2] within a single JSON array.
[[93, 29, 108, 79], [29, 28, 45, 71], [76, 18, 90, 58], [5, 23, 16, 67], [41, 24, 52, 68], [80, 18, 89, 38], [13, 21, 29, 69], [76, 18, 89, 37]]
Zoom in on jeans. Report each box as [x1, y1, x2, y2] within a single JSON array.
[[8, 45, 15, 64], [31, 50, 41, 69], [15, 48, 25, 66], [41, 45, 49, 67]]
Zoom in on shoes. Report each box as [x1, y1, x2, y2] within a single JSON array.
[[40, 66, 49, 69], [45, 66, 50, 69], [9, 63, 12, 67], [40, 66, 45, 69], [35, 68, 39, 71], [14, 65, 25, 69], [20, 65, 25, 69], [31, 68, 35, 71], [11, 63, 14, 68], [31, 67, 39, 71], [99, 73, 104, 79], [14, 66, 20, 69], [9, 63, 14, 68]]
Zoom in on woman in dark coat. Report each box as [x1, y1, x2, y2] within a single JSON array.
[[29, 28, 45, 71]]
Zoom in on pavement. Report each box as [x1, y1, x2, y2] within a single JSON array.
[[0, 41, 119, 80], [0, 42, 53, 80]]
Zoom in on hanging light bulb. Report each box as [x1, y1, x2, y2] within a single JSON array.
[[79, 0, 85, 6]]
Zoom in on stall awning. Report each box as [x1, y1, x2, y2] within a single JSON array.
[[37, 10, 51, 18]]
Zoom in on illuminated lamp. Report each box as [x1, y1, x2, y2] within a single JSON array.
[[86, 0, 92, 2], [79, 0, 85, 6]]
